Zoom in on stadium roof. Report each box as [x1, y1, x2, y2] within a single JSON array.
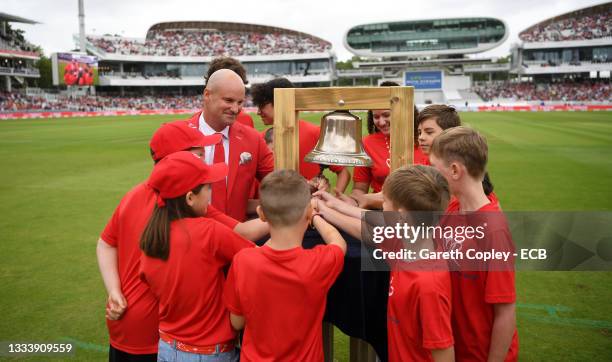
[[146, 21, 331, 45], [0, 13, 39, 24], [344, 17, 508, 58], [518, 1, 611, 38]]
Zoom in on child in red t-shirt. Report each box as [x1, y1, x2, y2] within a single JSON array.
[[97, 122, 268, 361], [429, 126, 519, 361], [97, 121, 223, 361], [223, 170, 347, 361], [384, 166, 455, 362], [417, 105, 497, 203], [139, 151, 254, 361], [314, 165, 455, 362]]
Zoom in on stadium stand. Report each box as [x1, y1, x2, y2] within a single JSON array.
[[519, 7, 611, 42], [472, 79, 611, 102], [0, 22, 40, 55], [0, 92, 200, 112], [87, 29, 330, 57], [510, 1, 612, 98], [0, 13, 41, 92], [81, 21, 335, 91]]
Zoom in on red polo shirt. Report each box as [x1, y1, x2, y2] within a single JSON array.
[[140, 217, 253, 346]]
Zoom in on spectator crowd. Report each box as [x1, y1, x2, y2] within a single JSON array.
[[3, 79, 610, 112], [472, 80, 611, 102], [519, 9, 611, 42], [0, 92, 201, 112], [88, 29, 331, 57]]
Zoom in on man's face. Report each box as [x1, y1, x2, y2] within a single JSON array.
[[203, 84, 245, 130], [257, 103, 274, 125], [418, 118, 444, 155]]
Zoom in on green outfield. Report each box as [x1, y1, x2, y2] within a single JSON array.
[[0, 111, 611, 361]]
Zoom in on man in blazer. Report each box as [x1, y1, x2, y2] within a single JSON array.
[[188, 69, 274, 221]]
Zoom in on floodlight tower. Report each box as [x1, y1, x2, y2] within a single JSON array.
[[78, 0, 86, 53]]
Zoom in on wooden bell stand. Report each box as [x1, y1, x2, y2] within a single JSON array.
[[273, 86, 415, 362]]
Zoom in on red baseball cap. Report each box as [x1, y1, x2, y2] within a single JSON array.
[[149, 121, 222, 161], [148, 151, 228, 207]]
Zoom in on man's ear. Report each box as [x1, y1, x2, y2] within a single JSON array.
[[203, 88, 211, 101], [256, 205, 267, 222]]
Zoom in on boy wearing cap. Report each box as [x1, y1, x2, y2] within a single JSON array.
[[96, 121, 266, 361], [223, 170, 346, 361], [416, 105, 498, 204], [140, 151, 253, 361]]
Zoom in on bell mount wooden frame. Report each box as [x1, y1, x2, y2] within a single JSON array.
[[273, 86, 415, 173]]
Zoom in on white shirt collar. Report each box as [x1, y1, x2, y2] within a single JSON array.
[[199, 113, 229, 139]]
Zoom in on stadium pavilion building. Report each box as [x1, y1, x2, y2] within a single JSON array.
[[0, 13, 41, 92], [338, 17, 510, 104], [338, 18, 510, 104], [511, 2, 611, 81], [81, 21, 336, 96]]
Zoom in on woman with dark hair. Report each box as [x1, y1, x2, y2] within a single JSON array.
[[350, 81, 426, 209]]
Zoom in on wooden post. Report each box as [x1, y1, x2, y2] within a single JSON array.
[[389, 86, 414, 170], [273, 88, 299, 170]]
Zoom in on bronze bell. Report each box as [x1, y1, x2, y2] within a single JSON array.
[[304, 110, 373, 167]]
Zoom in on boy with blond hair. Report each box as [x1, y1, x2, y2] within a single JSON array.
[[429, 126, 518, 361], [223, 170, 346, 361]]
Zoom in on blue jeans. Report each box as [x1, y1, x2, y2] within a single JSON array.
[[157, 339, 239, 362]]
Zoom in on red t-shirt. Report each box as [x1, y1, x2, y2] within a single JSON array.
[[236, 111, 254, 128], [223, 244, 345, 361], [354, 133, 427, 192], [140, 217, 253, 346], [100, 183, 241, 353], [445, 197, 519, 362], [447, 192, 500, 212], [387, 260, 453, 362], [100, 183, 159, 354]]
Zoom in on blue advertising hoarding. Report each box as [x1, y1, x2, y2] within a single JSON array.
[[404, 71, 443, 90]]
